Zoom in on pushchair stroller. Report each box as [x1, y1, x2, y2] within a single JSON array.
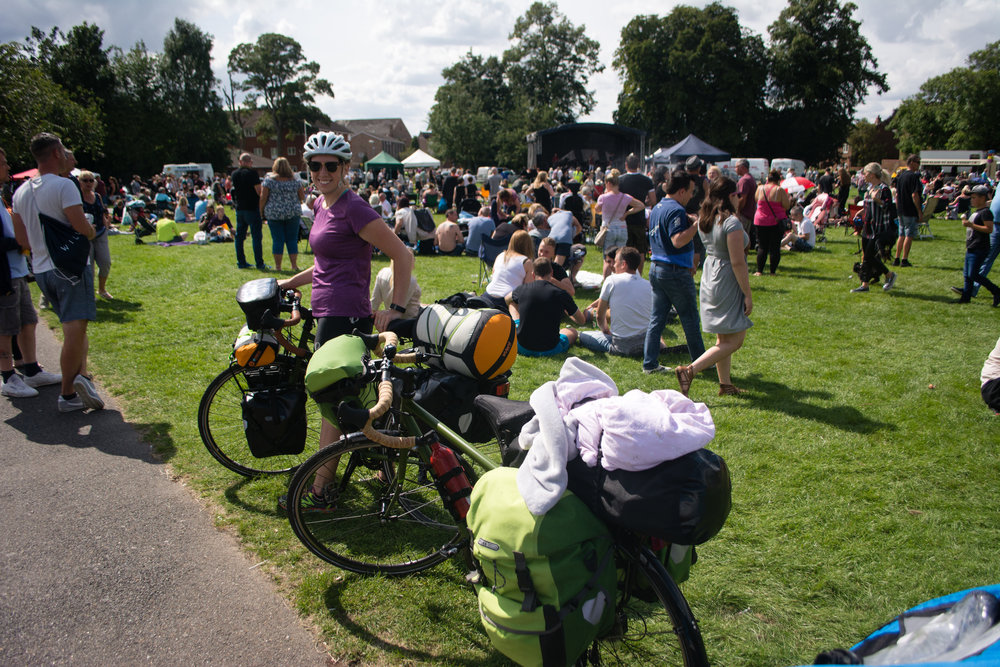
[[127, 201, 157, 244]]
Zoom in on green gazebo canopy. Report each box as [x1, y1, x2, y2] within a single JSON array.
[[365, 151, 403, 173]]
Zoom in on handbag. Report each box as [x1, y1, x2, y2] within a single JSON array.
[[593, 227, 607, 248], [762, 186, 792, 232], [594, 194, 627, 249]]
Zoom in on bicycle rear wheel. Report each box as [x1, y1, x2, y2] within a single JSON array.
[[583, 545, 708, 666], [286, 437, 471, 576], [198, 361, 322, 476]]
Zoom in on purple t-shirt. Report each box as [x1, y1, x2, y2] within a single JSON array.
[[309, 189, 381, 318]]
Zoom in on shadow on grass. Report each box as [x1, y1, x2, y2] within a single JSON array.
[[772, 265, 840, 282], [886, 290, 957, 304], [323, 577, 496, 666], [729, 373, 894, 434], [95, 297, 143, 324], [224, 476, 285, 518]]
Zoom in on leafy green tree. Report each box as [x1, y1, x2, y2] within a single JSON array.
[[227, 34, 333, 155], [26, 24, 117, 112], [764, 0, 887, 164], [0, 41, 104, 169], [613, 3, 768, 151], [502, 2, 603, 124], [428, 52, 508, 166], [428, 85, 497, 168], [104, 41, 173, 176], [160, 19, 233, 168], [847, 117, 898, 165], [428, 4, 601, 167], [889, 41, 1000, 154]]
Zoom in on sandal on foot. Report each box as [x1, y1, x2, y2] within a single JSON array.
[[718, 383, 746, 396], [675, 365, 695, 396]]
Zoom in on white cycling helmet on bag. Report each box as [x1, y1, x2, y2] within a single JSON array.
[[303, 131, 352, 161]]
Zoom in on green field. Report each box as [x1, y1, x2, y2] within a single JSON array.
[[44, 210, 1000, 666]]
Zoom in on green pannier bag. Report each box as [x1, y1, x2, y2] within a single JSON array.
[[468, 468, 617, 667], [304, 334, 375, 429]]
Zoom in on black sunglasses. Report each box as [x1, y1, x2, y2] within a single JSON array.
[[308, 160, 343, 172], [80, 178, 95, 182]]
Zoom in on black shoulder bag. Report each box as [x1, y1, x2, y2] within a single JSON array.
[[29, 186, 91, 279]]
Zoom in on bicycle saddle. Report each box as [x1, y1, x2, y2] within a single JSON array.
[[473, 395, 535, 435]]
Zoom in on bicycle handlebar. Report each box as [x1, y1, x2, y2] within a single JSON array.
[[337, 330, 427, 449]]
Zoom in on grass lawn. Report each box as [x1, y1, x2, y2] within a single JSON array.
[[39, 209, 1000, 666]]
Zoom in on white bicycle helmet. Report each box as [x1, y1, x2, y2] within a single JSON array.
[[303, 131, 352, 161]]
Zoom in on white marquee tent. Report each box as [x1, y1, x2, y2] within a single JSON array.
[[401, 149, 441, 169]]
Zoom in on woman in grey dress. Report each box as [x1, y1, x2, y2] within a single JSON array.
[[675, 177, 753, 397]]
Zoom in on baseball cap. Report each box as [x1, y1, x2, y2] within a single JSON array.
[[685, 155, 703, 170], [971, 184, 991, 197]]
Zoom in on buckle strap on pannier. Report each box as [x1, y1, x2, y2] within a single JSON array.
[[514, 551, 538, 612]]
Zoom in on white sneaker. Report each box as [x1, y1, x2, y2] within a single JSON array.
[[57, 394, 85, 412], [73, 374, 104, 410], [643, 364, 673, 375], [23, 370, 62, 388], [2, 374, 39, 398]]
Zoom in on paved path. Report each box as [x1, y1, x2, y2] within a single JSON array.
[[0, 324, 330, 666]]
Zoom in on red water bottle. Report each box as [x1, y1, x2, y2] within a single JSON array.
[[429, 441, 472, 518]]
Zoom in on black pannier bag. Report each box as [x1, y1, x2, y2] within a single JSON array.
[[241, 386, 308, 458], [566, 448, 732, 546], [236, 278, 280, 330], [412, 369, 509, 443]]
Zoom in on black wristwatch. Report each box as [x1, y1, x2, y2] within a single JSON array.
[[389, 302, 406, 314]]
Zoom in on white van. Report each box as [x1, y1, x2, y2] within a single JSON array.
[[771, 158, 806, 177], [162, 163, 214, 182], [720, 158, 769, 182]]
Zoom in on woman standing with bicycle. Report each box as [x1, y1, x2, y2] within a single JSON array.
[[277, 131, 413, 511]]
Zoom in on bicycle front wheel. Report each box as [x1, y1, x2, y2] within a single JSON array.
[[584, 545, 709, 666], [286, 437, 471, 576], [198, 362, 322, 476]]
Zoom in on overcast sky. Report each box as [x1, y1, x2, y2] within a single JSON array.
[[5, 0, 999, 145]]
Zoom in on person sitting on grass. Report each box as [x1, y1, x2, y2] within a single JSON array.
[[780, 206, 815, 252], [199, 204, 233, 242], [506, 256, 585, 358], [435, 208, 465, 256], [371, 259, 422, 319], [537, 237, 574, 295], [577, 247, 650, 358], [156, 217, 188, 243], [173, 195, 194, 222]]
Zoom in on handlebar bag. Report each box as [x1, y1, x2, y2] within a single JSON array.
[[414, 303, 516, 379], [468, 467, 616, 667], [236, 278, 280, 330], [241, 386, 307, 458], [565, 448, 731, 547], [304, 334, 375, 428]]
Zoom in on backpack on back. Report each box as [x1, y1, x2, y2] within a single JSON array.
[[414, 207, 436, 233], [468, 467, 617, 667]]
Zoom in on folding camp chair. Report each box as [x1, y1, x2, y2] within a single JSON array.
[[917, 198, 939, 239], [478, 235, 510, 289]]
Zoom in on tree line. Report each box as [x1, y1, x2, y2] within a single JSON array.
[[1, 4, 994, 177], [429, 0, 996, 169], [0, 20, 330, 179]]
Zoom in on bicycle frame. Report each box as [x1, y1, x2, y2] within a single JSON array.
[[397, 399, 499, 472]]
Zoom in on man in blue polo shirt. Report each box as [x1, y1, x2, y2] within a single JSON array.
[[642, 169, 706, 374]]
